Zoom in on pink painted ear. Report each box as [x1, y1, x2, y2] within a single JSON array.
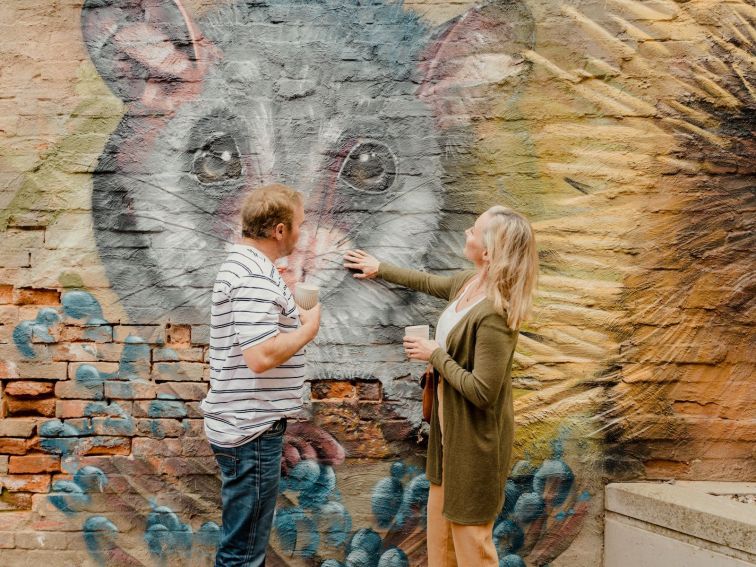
[[81, 0, 214, 110], [418, 1, 535, 128]]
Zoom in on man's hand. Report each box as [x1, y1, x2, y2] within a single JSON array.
[[299, 303, 321, 341]]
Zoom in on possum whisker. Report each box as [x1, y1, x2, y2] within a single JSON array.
[[128, 214, 236, 247], [129, 175, 239, 234]]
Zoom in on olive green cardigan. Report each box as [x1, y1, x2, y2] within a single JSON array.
[[378, 262, 518, 525]]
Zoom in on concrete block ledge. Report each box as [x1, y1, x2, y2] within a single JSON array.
[[605, 482, 756, 560]]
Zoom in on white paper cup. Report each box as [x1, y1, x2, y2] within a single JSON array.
[[404, 325, 430, 340], [294, 284, 320, 310]]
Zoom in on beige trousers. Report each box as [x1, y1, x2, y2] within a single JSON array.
[[427, 380, 498, 567]]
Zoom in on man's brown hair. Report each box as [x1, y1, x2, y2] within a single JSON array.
[[241, 184, 303, 239]]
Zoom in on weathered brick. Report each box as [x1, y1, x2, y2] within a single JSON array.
[[132, 438, 183, 457], [14, 361, 67, 380], [166, 323, 191, 346], [91, 417, 136, 436], [157, 382, 208, 401], [113, 325, 163, 344], [152, 362, 205, 382], [54, 380, 103, 400], [8, 455, 60, 474], [0, 358, 20, 379], [49, 343, 99, 362], [381, 420, 414, 441], [181, 437, 213, 457], [152, 347, 204, 362], [311, 380, 357, 400], [0, 418, 39, 438], [190, 325, 211, 346], [0, 511, 32, 531], [0, 531, 14, 548], [0, 438, 31, 455], [6, 397, 55, 417], [356, 380, 382, 401], [60, 325, 113, 343], [0, 285, 13, 304], [0, 490, 33, 511], [14, 288, 60, 306], [79, 436, 130, 456], [0, 306, 20, 325], [185, 402, 203, 418], [4, 381, 54, 398], [135, 418, 185, 438], [15, 531, 87, 550], [67, 362, 117, 380], [104, 380, 156, 399], [133, 400, 188, 419], [0, 474, 51, 493], [56, 400, 132, 419], [181, 419, 205, 437]]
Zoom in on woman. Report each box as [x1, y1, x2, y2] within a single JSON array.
[[343, 206, 538, 566]]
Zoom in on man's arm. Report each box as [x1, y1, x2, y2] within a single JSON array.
[[242, 304, 320, 373]]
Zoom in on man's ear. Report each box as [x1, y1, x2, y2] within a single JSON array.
[[81, 0, 214, 109], [418, 0, 535, 129]]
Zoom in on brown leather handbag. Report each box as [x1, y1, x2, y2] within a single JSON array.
[[421, 364, 435, 423]]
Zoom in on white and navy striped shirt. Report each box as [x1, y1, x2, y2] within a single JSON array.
[[200, 244, 305, 447]]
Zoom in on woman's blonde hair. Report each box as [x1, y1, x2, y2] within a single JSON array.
[[482, 206, 538, 329]]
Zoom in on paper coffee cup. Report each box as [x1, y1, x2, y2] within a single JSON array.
[[294, 284, 320, 310], [404, 325, 430, 340]]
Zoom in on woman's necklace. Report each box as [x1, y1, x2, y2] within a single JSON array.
[[457, 274, 486, 310]]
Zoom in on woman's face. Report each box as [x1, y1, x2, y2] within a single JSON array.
[[464, 212, 490, 267]]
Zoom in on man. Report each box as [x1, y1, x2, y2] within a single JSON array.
[[200, 184, 320, 566]]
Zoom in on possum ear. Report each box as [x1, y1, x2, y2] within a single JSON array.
[[419, 0, 535, 128], [81, 0, 212, 108]]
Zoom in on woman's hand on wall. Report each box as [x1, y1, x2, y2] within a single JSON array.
[[403, 336, 440, 362], [343, 249, 380, 279]]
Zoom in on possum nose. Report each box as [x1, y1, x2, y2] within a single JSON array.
[[280, 221, 351, 290]]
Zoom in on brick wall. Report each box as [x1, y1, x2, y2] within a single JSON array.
[[0, 0, 753, 566]]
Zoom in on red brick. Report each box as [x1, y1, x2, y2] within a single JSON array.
[[0, 474, 51, 493], [157, 382, 208, 401], [0, 306, 19, 325], [113, 325, 162, 344], [79, 436, 130, 456], [0, 490, 33, 511], [55, 400, 132, 419], [0, 438, 32, 455], [49, 343, 99, 362], [90, 418, 135, 436], [8, 455, 60, 474], [0, 418, 39, 438], [135, 418, 185, 438], [6, 397, 55, 417], [67, 362, 117, 380], [104, 380, 156, 400], [4, 381, 54, 398], [311, 380, 357, 400], [133, 400, 187, 419], [181, 437, 213, 457], [0, 532, 15, 547], [0, 359, 20, 379], [54, 380, 103, 400], [0, 455, 7, 474], [152, 347, 204, 362], [166, 323, 191, 346], [133, 438, 182, 457], [60, 325, 113, 343], [0, 285, 13, 304], [356, 380, 382, 401], [14, 362, 67, 380], [180, 419, 204, 437], [152, 362, 205, 382], [185, 402, 203, 418], [14, 288, 60, 306], [0, 511, 32, 531]]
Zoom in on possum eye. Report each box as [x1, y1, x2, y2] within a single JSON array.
[[192, 133, 242, 184], [339, 141, 397, 193]]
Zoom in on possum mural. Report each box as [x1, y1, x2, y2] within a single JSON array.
[[0, 0, 753, 565]]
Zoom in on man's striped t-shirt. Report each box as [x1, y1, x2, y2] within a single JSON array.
[[200, 244, 305, 447]]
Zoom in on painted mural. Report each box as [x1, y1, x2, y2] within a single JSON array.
[[0, 0, 753, 566]]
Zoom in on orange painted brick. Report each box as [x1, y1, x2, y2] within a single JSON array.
[[4, 381, 54, 398], [8, 455, 60, 474], [0, 474, 51, 493], [6, 397, 55, 417], [0, 285, 13, 304], [0, 438, 32, 455], [15, 288, 60, 306]]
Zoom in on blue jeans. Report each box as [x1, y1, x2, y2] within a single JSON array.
[[211, 419, 286, 567]]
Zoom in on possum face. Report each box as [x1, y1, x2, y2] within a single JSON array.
[[82, 0, 534, 379]]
